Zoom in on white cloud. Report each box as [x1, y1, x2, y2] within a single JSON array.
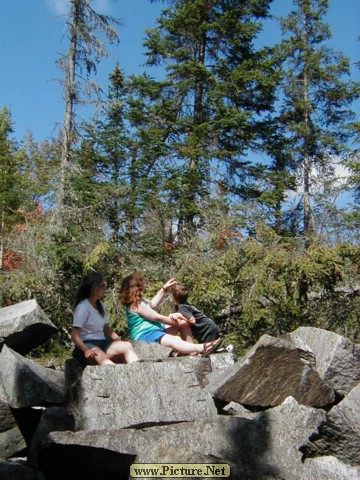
[[46, 0, 71, 16], [284, 157, 352, 205], [46, 0, 111, 16], [332, 162, 351, 187]]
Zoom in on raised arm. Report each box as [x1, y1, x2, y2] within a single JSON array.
[[149, 278, 177, 309]]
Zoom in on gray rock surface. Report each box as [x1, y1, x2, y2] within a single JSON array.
[[130, 340, 171, 360], [0, 300, 57, 355], [208, 351, 236, 371], [0, 346, 65, 408], [303, 381, 360, 466], [0, 398, 18, 433], [134, 439, 241, 480], [44, 398, 325, 480], [300, 456, 360, 480], [288, 327, 360, 397], [66, 361, 217, 430], [0, 311, 358, 480], [206, 334, 335, 407], [0, 399, 26, 459], [162, 355, 212, 387], [222, 401, 260, 420], [0, 427, 26, 460], [257, 396, 326, 479], [37, 418, 271, 479]]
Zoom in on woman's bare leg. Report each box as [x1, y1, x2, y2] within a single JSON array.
[[106, 340, 139, 364], [165, 324, 193, 343], [160, 334, 203, 354], [160, 335, 221, 356]]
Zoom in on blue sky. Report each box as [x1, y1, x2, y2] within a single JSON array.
[[1, 0, 359, 144]]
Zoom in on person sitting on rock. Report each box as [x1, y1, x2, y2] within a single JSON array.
[[170, 284, 220, 342], [119, 272, 221, 357], [71, 272, 139, 365]]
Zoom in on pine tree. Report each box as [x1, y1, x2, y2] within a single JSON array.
[[278, 0, 360, 242], [140, 0, 279, 239], [81, 65, 165, 248]]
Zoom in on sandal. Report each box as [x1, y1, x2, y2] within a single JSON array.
[[201, 338, 222, 357]]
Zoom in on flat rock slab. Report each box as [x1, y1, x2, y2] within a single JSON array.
[[0, 300, 57, 355], [0, 346, 65, 408], [206, 334, 334, 407], [43, 398, 325, 480], [288, 327, 360, 397], [66, 361, 217, 430]]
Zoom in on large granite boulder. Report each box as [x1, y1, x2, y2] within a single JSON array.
[[0, 319, 358, 479], [0, 300, 57, 355], [66, 361, 217, 431], [205, 334, 334, 407], [0, 346, 65, 408], [38, 397, 325, 480], [302, 381, 360, 466], [286, 327, 360, 397]]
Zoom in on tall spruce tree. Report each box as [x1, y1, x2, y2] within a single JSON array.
[[278, 0, 359, 241], [81, 65, 168, 248], [140, 0, 279, 239]]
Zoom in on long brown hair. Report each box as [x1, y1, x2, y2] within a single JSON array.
[[119, 272, 144, 307], [74, 272, 105, 316]]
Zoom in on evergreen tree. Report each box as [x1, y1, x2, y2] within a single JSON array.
[[140, 0, 279, 239], [278, 0, 360, 242], [81, 65, 167, 249]]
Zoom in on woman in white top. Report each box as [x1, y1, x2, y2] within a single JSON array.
[[71, 272, 139, 365]]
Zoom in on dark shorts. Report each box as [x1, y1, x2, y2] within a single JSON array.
[[72, 339, 113, 361], [137, 329, 166, 343]]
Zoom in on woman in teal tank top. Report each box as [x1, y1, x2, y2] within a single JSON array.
[[119, 272, 221, 356]]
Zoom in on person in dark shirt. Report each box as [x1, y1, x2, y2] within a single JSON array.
[[171, 284, 220, 344]]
